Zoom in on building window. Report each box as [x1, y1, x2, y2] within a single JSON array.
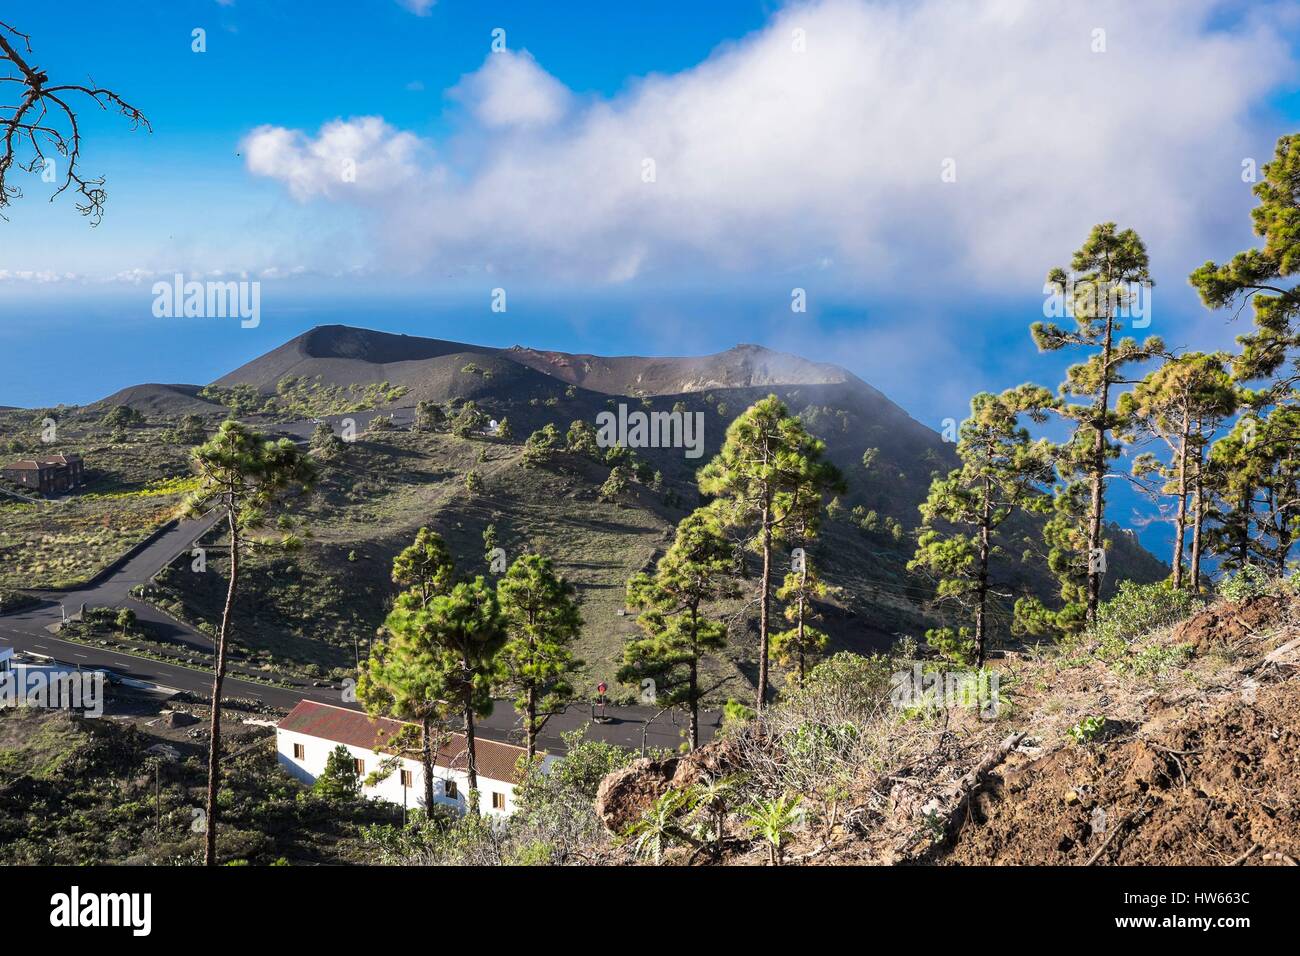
[[292, 743, 305, 760], [492, 792, 506, 810], [400, 769, 413, 788], [444, 780, 458, 799], [354, 758, 365, 775]]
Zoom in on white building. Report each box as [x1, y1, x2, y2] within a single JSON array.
[[276, 700, 541, 817]]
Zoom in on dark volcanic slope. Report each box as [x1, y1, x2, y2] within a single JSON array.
[[213, 325, 852, 400], [90, 383, 226, 417], [213, 325, 500, 392]]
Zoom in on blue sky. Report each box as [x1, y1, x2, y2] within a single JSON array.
[[2, 0, 1300, 561]]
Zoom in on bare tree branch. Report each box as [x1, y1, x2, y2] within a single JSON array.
[[0, 19, 149, 225]]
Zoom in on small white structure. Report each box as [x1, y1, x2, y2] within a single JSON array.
[[0, 652, 107, 717], [276, 700, 539, 817]]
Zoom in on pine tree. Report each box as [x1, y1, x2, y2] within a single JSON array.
[[1190, 133, 1300, 396], [498, 554, 584, 762], [1204, 406, 1300, 573], [1190, 131, 1300, 579], [314, 744, 361, 798], [910, 387, 1055, 665], [771, 558, 828, 682], [185, 420, 316, 865], [414, 400, 445, 432], [620, 508, 737, 748], [1119, 353, 1237, 589], [381, 577, 506, 811], [358, 526, 457, 811], [566, 420, 599, 456], [1202, 416, 1260, 572], [309, 421, 343, 459], [522, 423, 561, 465], [390, 526, 454, 608], [600, 464, 630, 502], [451, 401, 486, 438], [1031, 223, 1163, 625], [698, 396, 844, 710]]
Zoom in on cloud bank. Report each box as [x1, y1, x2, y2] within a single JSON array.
[[243, 0, 1293, 289]]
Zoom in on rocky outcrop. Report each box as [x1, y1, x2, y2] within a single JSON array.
[[595, 757, 680, 834], [594, 736, 748, 834]]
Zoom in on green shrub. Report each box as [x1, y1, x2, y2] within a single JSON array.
[[786, 650, 898, 710], [1218, 565, 1278, 603], [1115, 642, 1193, 678], [1092, 580, 1201, 646], [922, 625, 975, 666], [1066, 714, 1106, 744]]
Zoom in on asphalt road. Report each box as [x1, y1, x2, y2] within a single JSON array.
[[0, 409, 717, 752]]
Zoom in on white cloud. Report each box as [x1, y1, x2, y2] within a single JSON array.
[[0, 270, 79, 284], [396, 0, 435, 16], [451, 50, 572, 129], [243, 0, 1294, 288], [242, 116, 428, 202]]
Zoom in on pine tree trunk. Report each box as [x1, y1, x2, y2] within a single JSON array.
[[525, 685, 537, 762], [1087, 317, 1114, 624], [1278, 517, 1292, 575], [1190, 476, 1205, 593], [204, 506, 238, 867], [975, 521, 991, 668], [463, 701, 479, 815], [756, 496, 773, 713], [974, 475, 992, 667], [796, 583, 807, 683], [1171, 415, 1190, 589], [421, 713, 435, 812], [688, 657, 699, 751], [1237, 488, 1252, 569]]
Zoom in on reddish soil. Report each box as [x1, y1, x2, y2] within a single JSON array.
[[939, 597, 1300, 866]]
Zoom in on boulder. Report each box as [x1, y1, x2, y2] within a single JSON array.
[[594, 736, 748, 834], [669, 735, 745, 789], [595, 756, 679, 834]]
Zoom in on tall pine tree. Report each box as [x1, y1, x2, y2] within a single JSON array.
[[378, 577, 505, 812], [1031, 223, 1162, 625], [910, 386, 1055, 665], [1120, 353, 1237, 589], [698, 396, 843, 710], [185, 421, 315, 865], [771, 556, 829, 682], [498, 554, 584, 762], [620, 508, 737, 748]]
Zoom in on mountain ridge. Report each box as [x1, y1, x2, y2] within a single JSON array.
[[211, 324, 856, 400]]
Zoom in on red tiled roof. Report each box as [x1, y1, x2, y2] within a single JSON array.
[[2, 455, 80, 471], [278, 700, 532, 785]]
